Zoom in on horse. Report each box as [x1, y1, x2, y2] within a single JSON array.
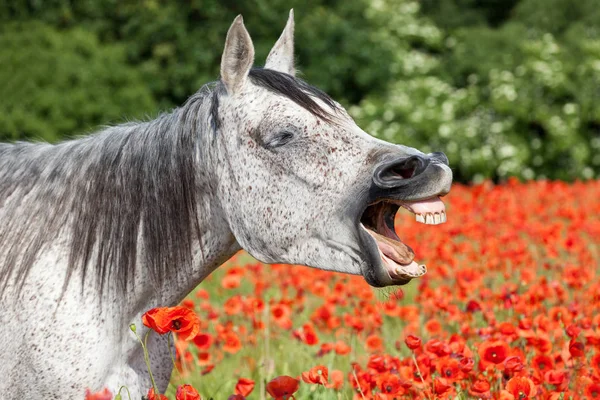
[[0, 11, 452, 398]]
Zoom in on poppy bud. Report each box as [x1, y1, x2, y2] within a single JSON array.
[[544, 369, 567, 386], [465, 300, 481, 312], [569, 339, 585, 358], [565, 324, 581, 338], [503, 356, 524, 373], [459, 357, 474, 373], [404, 334, 422, 350]]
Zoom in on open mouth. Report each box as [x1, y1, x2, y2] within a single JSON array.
[[358, 197, 446, 285]]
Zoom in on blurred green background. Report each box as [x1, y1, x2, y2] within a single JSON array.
[[1, 0, 599, 182]]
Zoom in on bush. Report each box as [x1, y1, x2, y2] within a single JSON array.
[[352, 0, 600, 181], [0, 21, 156, 142]]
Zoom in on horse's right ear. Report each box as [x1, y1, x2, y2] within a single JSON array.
[[265, 9, 295, 76], [220, 15, 255, 95]]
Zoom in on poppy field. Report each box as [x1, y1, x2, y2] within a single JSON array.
[[91, 180, 600, 399]]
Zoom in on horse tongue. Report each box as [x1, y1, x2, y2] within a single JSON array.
[[366, 228, 414, 265]]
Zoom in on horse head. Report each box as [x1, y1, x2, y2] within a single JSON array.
[[212, 11, 452, 287]]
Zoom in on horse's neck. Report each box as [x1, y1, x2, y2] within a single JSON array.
[[117, 131, 240, 322], [127, 203, 240, 313]]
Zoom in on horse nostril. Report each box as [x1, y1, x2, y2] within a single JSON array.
[[374, 155, 429, 189], [387, 155, 426, 180], [390, 163, 416, 179]]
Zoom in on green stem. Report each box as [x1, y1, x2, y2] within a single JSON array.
[[131, 325, 159, 396], [143, 332, 159, 395], [411, 353, 432, 400], [117, 385, 133, 400], [167, 332, 182, 380], [351, 368, 366, 400]]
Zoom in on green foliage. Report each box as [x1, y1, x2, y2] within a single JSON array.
[[352, 0, 600, 181], [0, 0, 394, 106], [0, 0, 598, 181], [420, 0, 521, 29], [0, 21, 155, 142]]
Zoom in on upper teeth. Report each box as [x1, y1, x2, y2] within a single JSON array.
[[416, 212, 446, 225]]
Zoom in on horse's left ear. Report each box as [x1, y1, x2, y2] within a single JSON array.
[[265, 9, 295, 76], [221, 15, 255, 95]]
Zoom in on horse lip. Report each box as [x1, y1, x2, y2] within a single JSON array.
[[354, 193, 442, 287], [357, 223, 416, 286], [357, 223, 395, 286]]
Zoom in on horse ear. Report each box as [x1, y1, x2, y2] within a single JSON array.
[[265, 9, 295, 76], [220, 15, 255, 94]]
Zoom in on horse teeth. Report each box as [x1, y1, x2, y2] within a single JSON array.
[[415, 212, 447, 225]]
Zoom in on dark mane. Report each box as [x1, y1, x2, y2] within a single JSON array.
[[0, 68, 337, 298], [248, 68, 339, 121]]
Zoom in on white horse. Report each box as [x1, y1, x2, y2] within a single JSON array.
[[0, 11, 452, 398]]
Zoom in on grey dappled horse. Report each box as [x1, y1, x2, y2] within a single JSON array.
[[0, 12, 452, 398]]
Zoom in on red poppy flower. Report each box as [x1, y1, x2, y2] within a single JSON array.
[[587, 382, 600, 399], [334, 340, 351, 355], [293, 323, 319, 346], [531, 354, 553, 373], [222, 332, 242, 354], [465, 299, 482, 312], [235, 378, 255, 397], [266, 376, 300, 400], [459, 357, 474, 373], [424, 319, 442, 334], [438, 357, 461, 382], [404, 334, 422, 350], [317, 342, 333, 356], [469, 379, 491, 398], [568, 339, 585, 358], [201, 364, 215, 375], [433, 377, 455, 397], [192, 332, 213, 350], [505, 376, 535, 399], [147, 388, 168, 400], [181, 299, 195, 310], [142, 308, 171, 334], [591, 353, 600, 375], [228, 395, 245, 400], [221, 273, 242, 289], [224, 295, 243, 315], [376, 372, 406, 397], [424, 338, 450, 357], [503, 356, 524, 374], [566, 324, 581, 338], [326, 369, 344, 390], [85, 388, 112, 400], [175, 384, 201, 400], [365, 334, 383, 352], [544, 369, 567, 386], [142, 306, 200, 341], [302, 365, 329, 385], [478, 339, 511, 368]]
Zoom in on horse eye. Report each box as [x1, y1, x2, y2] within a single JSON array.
[[267, 131, 295, 148]]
